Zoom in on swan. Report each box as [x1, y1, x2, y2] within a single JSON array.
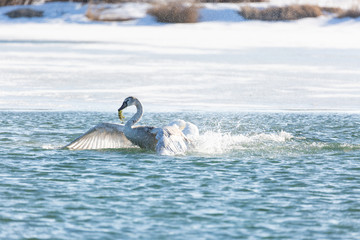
[[64, 96, 199, 155]]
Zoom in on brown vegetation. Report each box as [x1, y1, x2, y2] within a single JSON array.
[[199, 0, 267, 2], [85, 5, 135, 21], [88, 0, 141, 3], [0, 0, 153, 6], [47, 0, 87, 2], [321, 7, 343, 15], [337, 7, 360, 18], [0, 0, 88, 6], [85, 6, 107, 21], [5, 8, 43, 17], [239, 5, 324, 21], [0, 0, 34, 6], [147, 2, 199, 23]]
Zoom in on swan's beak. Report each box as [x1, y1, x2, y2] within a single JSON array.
[[118, 102, 127, 111]]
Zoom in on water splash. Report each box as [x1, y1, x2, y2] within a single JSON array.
[[42, 144, 61, 150], [191, 130, 360, 156], [192, 130, 294, 155]]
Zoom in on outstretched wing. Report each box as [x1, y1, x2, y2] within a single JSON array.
[[64, 123, 133, 150]]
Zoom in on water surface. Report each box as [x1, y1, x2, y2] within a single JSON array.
[[1, 111, 360, 239]]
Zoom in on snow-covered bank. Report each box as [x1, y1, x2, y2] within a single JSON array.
[[0, 1, 359, 49], [0, 2, 359, 112], [0, 1, 359, 25]]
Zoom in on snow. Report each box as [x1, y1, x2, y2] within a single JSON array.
[[0, 2, 359, 112]]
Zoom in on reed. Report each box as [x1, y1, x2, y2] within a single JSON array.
[[148, 1, 199, 23], [337, 6, 360, 18], [198, 0, 267, 2], [240, 5, 324, 21]]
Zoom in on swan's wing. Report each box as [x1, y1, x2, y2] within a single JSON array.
[[169, 120, 199, 139], [155, 126, 189, 155], [64, 123, 133, 150], [182, 122, 199, 139]]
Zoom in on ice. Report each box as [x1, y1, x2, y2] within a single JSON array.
[[0, 2, 359, 112]]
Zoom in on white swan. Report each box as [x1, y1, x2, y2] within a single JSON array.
[[64, 96, 199, 155]]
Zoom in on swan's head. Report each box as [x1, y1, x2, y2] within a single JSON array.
[[118, 96, 137, 111]]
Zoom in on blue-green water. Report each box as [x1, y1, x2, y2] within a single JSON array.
[[1, 111, 360, 239]]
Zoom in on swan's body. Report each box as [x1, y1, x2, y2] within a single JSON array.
[[64, 96, 198, 155]]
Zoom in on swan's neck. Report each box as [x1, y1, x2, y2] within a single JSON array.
[[125, 100, 143, 128]]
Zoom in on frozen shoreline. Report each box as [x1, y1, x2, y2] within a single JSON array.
[[0, 2, 359, 112]]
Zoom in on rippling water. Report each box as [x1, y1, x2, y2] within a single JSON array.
[[1, 111, 360, 239]]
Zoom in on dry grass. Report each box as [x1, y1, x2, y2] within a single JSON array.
[[87, 0, 140, 3], [85, 3, 136, 21], [199, 0, 267, 2], [240, 4, 360, 21], [0, 0, 34, 6], [338, 7, 360, 18], [5, 8, 43, 18], [1, 0, 128, 6], [320, 7, 343, 15], [240, 5, 324, 21], [85, 5, 106, 21], [147, 2, 199, 23], [0, 0, 88, 6], [46, 0, 87, 2]]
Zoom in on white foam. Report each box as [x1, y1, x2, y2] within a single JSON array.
[[191, 130, 294, 155], [42, 144, 59, 150]]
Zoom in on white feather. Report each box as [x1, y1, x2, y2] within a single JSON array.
[[64, 123, 133, 150]]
